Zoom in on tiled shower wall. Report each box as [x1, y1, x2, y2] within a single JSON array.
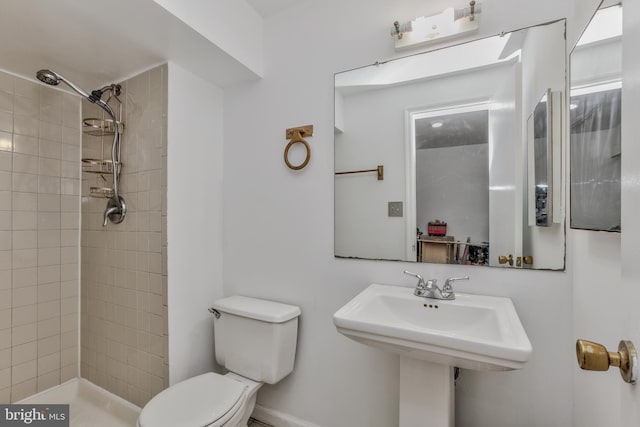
[[0, 70, 81, 402], [80, 65, 168, 407]]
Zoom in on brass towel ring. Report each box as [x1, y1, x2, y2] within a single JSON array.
[[284, 125, 313, 170]]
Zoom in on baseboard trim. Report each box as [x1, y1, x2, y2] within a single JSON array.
[[252, 405, 322, 427]]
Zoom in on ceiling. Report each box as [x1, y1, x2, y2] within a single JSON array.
[[0, 0, 260, 91], [415, 110, 488, 150], [246, 0, 302, 17]]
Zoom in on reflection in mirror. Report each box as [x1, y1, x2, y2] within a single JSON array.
[[334, 19, 566, 270], [530, 90, 552, 226], [570, 4, 622, 232], [414, 104, 489, 265]]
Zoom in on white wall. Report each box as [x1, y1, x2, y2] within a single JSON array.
[[222, 1, 597, 426], [417, 144, 489, 243], [153, 0, 264, 77], [167, 62, 225, 385]]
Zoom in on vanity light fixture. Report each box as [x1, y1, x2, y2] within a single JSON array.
[[392, 1, 482, 50], [390, 20, 413, 40]]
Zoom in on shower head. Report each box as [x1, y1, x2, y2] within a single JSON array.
[[36, 69, 60, 86], [35, 69, 91, 99]]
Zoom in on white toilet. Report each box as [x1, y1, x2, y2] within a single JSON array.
[[138, 295, 301, 427]]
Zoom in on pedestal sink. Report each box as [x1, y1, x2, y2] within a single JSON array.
[[333, 284, 532, 427]]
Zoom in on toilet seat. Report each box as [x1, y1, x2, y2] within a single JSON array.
[[138, 372, 246, 427]]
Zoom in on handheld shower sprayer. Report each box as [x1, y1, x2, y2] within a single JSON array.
[[36, 69, 126, 226]]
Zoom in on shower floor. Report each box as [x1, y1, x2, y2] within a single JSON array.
[[19, 378, 140, 427]]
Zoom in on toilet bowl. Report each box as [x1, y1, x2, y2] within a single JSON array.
[[138, 296, 300, 427], [137, 372, 261, 427]]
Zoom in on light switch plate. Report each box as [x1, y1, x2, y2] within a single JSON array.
[[388, 201, 403, 217]]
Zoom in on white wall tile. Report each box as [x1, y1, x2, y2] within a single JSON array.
[[0, 270, 9, 290], [0, 231, 10, 251], [81, 65, 167, 403], [12, 211, 36, 230], [37, 266, 60, 285], [0, 70, 80, 400], [13, 231, 37, 250], [12, 342, 37, 365], [38, 335, 60, 358], [37, 248, 60, 266], [14, 79, 39, 100], [38, 194, 60, 212], [39, 123, 62, 143], [37, 212, 60, 230], [37, 318, 60, 339], [40, 87, 62, 108], [12, 193, 36, 211], [12, 174, 38, 193], [0, 152, 11, 172], [38, 158, 61, 177], [12, 304, 36, 327], [13, 154, 38, 175], [0, 250, 11, 270], [60, 178, 79, 196], [38, 140, 61, 160], [0, 191, 11, 210], [62, 95, 80, 130], [0, 330, 10, 350], [37, 301, 60, 321], [13, 117, 38, 137], [37, 352, 60, 375], [0, 74, 13, 95], [0, 291, 10, 311], [0, 111, 13, 133], [12, 268, 37, 288], [0, 132, 12, 152], [13, 135, 38, 156], [61, 128, 80, 147], [14, 96, 39, 118], [11, 285, 36, 307], [11, 360, 36, 385], [40, 103, 62, 125], [0, 172, 11, 191], [0, 92, 12, 113], [37, 369, 60, 392]]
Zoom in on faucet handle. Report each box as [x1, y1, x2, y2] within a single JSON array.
[[404, 270, 424, 284], [443, 276, 469, 292]]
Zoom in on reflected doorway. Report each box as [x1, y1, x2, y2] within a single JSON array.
[[407, 102, 490, 265]]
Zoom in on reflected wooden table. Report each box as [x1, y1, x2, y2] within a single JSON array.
[[417, 238, 488, 264]]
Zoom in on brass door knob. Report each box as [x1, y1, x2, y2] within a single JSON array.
[[576, 339, 638, 384], [516, 256, 534, 267], [498, 254, 513, 266]]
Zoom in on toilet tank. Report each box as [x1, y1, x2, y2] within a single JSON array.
[[212, 296, 301, 384]]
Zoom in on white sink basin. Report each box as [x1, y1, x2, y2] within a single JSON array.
[[333, 284, 532, 371]]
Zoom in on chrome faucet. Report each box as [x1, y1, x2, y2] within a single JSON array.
[[404, 271, 469, 300], [103, 206, 120, 226]]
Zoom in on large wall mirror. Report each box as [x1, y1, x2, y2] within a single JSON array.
[[335, 19, 566, 270], [570, 3, 622, 232]]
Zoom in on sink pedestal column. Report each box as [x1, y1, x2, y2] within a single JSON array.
[[399, 356, 454, 427]]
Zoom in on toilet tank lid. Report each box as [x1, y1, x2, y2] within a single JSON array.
[[212, 296, 301, 323]]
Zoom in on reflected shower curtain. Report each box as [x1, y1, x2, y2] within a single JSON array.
[[570, 88, 621, 231]]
